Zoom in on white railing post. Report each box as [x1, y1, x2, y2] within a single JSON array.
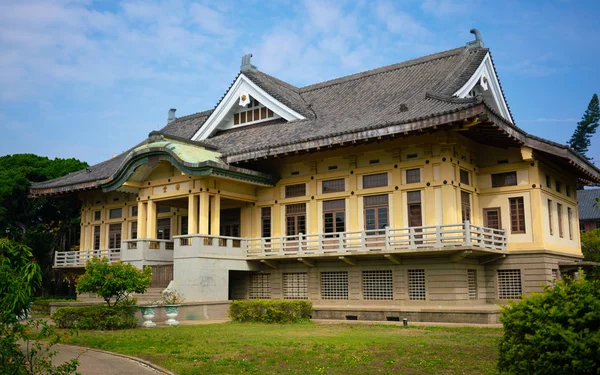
[[384, 226, 390, 251], [279, 236, 284, 254], [464, 220, 472, 246], [435, 225, 442, 247], [361, 230, 366, 249], [318, 233, 323, 253], [299, 233, 304, 253], [409, 227, 415, 249]]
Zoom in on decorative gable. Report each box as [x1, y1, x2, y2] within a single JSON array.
[[192, 71, 305, 141], [453, 52, 513, 123]]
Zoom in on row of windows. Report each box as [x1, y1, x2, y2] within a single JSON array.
[[547, 200, 574, 240], [249, 269, 522, 300], [90, 205, 168, 222], [546, 174, 572, 197]]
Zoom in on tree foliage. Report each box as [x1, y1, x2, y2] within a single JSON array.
[[76, 258, 152, 307], [498, 272, 600, 375], [568, 93, 600, 159], [0, 238, 79, 374], [580, 228, 600, 262], [0, 154, 88, 295]]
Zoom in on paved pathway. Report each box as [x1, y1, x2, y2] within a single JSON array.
[[52, 344, 174, 375]]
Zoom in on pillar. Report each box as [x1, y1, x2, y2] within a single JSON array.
[[210, 195, 221, 235], [146, 201, 157, 239], [137, 201, 147, 239], [188, 194, 199, 235], [199, 192, 210, 234]]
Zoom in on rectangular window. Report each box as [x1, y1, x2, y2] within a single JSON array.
[[320, 271, 348, 300], [157, 218, 171, 240], [461, 191, 471, 222], [557, 203, 564, 238], [283, 272, 308, 300], [131, 206, 138, 217], [180, 216, 188, 236], [286, 203, 306, 236], [492, 172, 517, 188], [406, 168, 421, 184], [483, 208, 501, 229], [556, 181, 562, 194], [108, 223, 121, 249], [285, 184, 306, 198], [261, 207, 271, 238], [509, 197, 526, 233], [546, 175, 551, 188], [548, 199, 554, 235], [498, 269, 522, 299], [362, 270, 393, 300], [249, 273, 271, 299], [364, 195, 389, 233], [467, 269, 477, 300], [157, 205, 170, 214], [407, 191, 422, 227], [323, 199, 345, 234], [94, 210, 101, 221], [363, 173, 388, 188], [322, 178, 345, 193], [568, 207, 573, 240], [93, 225, 101, 250], [408, 269, 426, 300], [109, 208, 122, 219], [130, 221, 137, 240], [460, 169, 470, 185], [566, 185, 571, 197]]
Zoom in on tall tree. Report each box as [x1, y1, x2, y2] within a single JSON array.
[[568, 93, 600, 159], [0, 154, 88, 295]]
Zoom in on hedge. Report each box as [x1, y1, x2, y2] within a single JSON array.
[[31, 297, 76, 317], [498, 272, 600, 375], [51, 305, 138, 330], [229, 300, 312, 323]]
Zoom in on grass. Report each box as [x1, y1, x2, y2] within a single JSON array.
[[61, 322, 502, 374]]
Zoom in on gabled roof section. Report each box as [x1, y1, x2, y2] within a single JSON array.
[[192, 74, 306, 140]]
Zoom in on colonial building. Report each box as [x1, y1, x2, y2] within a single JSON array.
[[31, 30, 600, 323]]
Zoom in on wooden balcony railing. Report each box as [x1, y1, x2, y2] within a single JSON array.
[[246, 221, 506, 257], [54, 248, 121, 268]]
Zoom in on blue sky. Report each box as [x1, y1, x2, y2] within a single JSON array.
[[1, 0, 600, 166]]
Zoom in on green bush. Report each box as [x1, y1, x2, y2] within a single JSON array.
[[498, 272, 600, 375], [51, 305, 138, 330], [229, 300, 312, 323], [31, 297, 76, 317]]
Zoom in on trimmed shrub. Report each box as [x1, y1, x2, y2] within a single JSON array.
[[498, 272, 600, 375], [51, 305, 138, 330], [31, 297, 76, 317], [229, 300, 312, 323]]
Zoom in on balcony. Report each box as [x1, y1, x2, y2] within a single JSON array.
[[54, 222, 507, 268], [245, 221, 507, 259], [54, 248, 121, 268]]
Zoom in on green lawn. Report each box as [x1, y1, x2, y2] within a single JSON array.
[[62, 322, 502, 374]]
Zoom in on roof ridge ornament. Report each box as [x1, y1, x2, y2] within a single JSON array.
[[466, 29, 484, 48], [240, 53, 257, 72]]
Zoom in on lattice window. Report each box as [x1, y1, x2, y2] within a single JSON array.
[[93, 225, 101, 250], [509, 197, 525, 234], [408, 269, 426, 300], [497, 269, 522, 299], [551, 269, 559, 283], [322, 178, 345, 193], [285, 184, 306, 198], [261, 207, 271, 238], [131, 206, 138, 217], [320, 271, 348, 300], [461, 191, 471, 222], [548, 199, 554, 235], [283, 272, 308, 300], [467, 269, 477, 299], [130, 221, 137, 240], [362, 270, 393, 300], [363, 173, 388, 188], [234, 97, 275, 126], [94, 210, 101, 221], [557, 203, 564, 238], [406, 168, 421, 184], [249, 273, 271, 299], [492, 172, 517, 188], [567, 207, 573, 240]]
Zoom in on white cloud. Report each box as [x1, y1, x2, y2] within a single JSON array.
[[421, 0, 469, 17], [374, 1, 431, 38]]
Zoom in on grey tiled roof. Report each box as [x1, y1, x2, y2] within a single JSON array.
[[578, 189, 600, 220]]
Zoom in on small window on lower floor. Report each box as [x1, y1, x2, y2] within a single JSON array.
[[283, 272, 308, 300], [320, 271, 348, 300], [408, 269, 426, 300], [497, 269, 522, 299], [362, 270, 393, 300], [249, 273, 271, 299], [467, 269, 477, 299]]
